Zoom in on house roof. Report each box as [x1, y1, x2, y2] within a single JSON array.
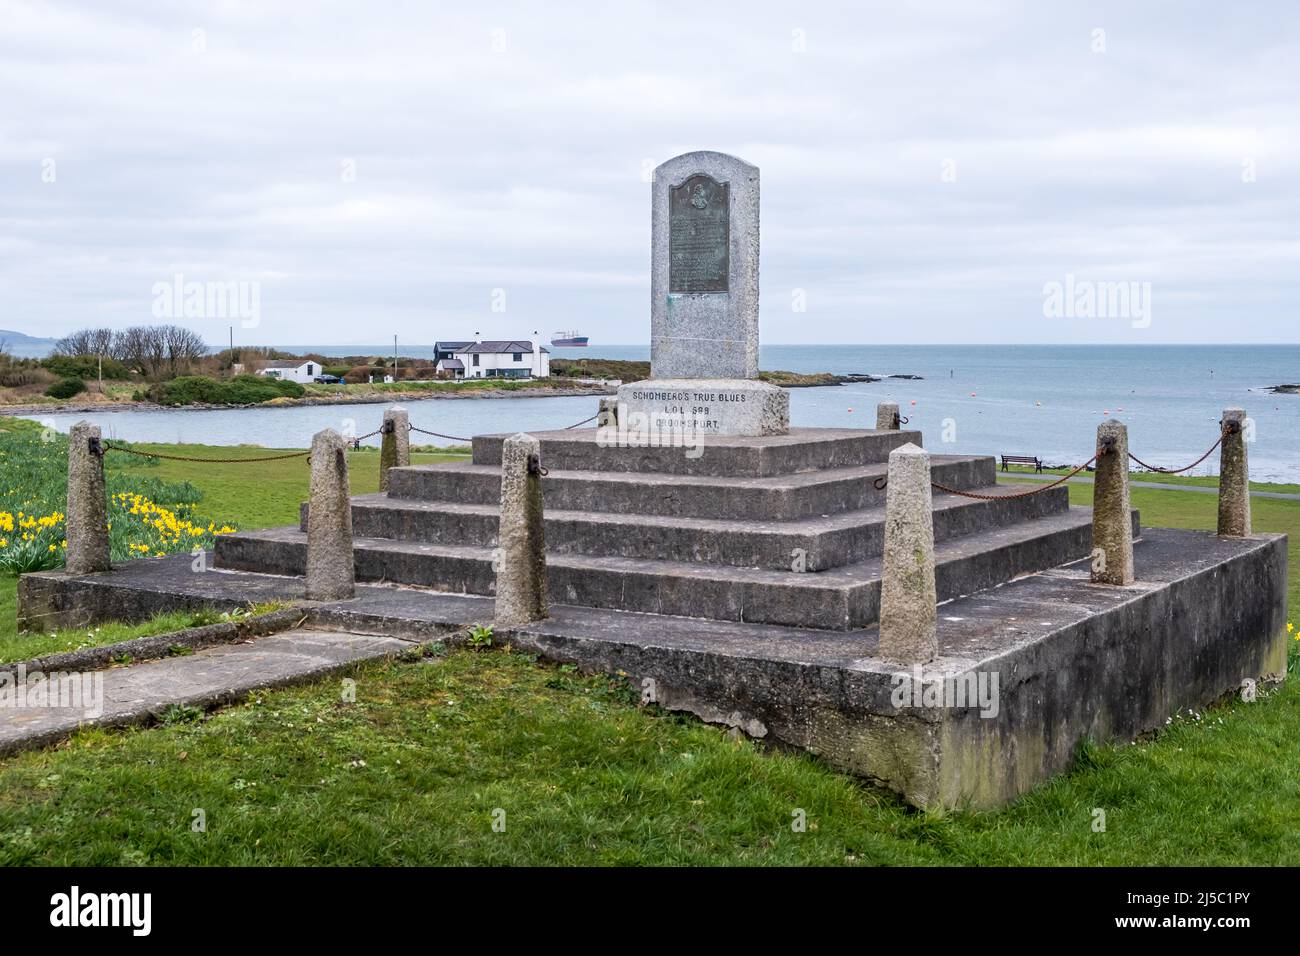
[[436, 359, 464, 370], [260, 360, 312, 369], [457, 340, 549, 354], [434, 341, 474, 350]]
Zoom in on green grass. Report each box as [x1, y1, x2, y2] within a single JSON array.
[[109, 443, 467, 529], [0, 601, 289, 665], [0, 439, 1296, 865], [1001, 463, 1300, 495], [0, 644, 1296, 865]]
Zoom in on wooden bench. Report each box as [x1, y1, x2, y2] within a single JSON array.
[[1001, 454, 1043, 473]]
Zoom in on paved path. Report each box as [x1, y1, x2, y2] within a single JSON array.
[[0, 629, 411, 756], [999, 474, 1300, 501]]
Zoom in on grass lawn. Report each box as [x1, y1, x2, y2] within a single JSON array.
[[1002, 462, 1300, 496], [109, 442, 469, 530], [0, 445, 1295, 865]]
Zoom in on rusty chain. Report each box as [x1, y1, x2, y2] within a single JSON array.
[[932, 453, 1102, 500], [102, 408, 603, 466], [103, 442, 312, 463], [1127, 426, 1228, 475], [408, 423, 473, 443], [870, 425, 1229, 500], [104, 426, 379, 464]]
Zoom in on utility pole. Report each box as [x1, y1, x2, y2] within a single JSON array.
[[393, 334, 398, 382]]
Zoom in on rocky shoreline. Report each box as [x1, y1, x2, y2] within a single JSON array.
[[1267, 383, 1300, 394], [0, 383, 615, 417], [0, 370, 919, 417]]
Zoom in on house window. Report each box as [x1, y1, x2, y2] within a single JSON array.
[[513, 353, 523, 362], [306, 364, 314, 376], [472, 354, 480, 366]]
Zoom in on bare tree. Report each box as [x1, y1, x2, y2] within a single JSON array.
[[55, 327, 117, 358], [160, 325, 208, 377]]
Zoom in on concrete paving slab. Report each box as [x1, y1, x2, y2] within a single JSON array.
[[0, 629, 412, 756]]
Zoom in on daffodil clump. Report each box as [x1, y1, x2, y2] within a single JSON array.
[[0, 426, 236, 574]]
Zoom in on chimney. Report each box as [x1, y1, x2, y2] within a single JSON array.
[[474, 330, 481, 345]]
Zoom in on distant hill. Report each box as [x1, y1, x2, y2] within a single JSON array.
[[0, 329, 59, 358]]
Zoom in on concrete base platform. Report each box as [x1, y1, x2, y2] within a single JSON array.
[[15, 527, 1288, 808]]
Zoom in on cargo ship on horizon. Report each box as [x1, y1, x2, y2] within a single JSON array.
[[550, 330, 589, 347]]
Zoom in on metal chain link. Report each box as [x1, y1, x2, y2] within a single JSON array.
[[104, 405, 602, 467], [870, 425, 1229, 500], [932, 453, 1102, 500], [103, 442, 312, 464], [408, 423, 473, 443], [1128, 427, 1227, 475]]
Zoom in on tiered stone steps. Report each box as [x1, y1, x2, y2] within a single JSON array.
[[215, 427, 1137, 631]]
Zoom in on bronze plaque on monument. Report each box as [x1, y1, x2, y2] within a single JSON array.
[[669, 174, 729, 293]]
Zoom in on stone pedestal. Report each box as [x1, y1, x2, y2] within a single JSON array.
[[379, 406, 410, 493], [651, 152, 759, 379], [615, 378, 789, 439], [877, 443, 938, 663], [877, 402, 901, 430], [1217, 407, 1251, 537], [66, 421, 110, 575], [306, 428, 355, 601], [620, 150, 788, 438], [495, 433, 548, 627], [1091, 420, 1134, 585]]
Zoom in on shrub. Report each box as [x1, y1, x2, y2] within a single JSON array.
[[42, 354, 132, 380], [149, 374, 304, 406], [44, 378, 87, 400], [0, 352, 54, 388]]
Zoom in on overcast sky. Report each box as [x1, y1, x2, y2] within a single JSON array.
[[2, 1, 1296, 347]]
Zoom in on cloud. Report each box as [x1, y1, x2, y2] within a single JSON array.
[[0, 0, 1296, 345]]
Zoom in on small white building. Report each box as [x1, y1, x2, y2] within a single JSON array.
[[257, 360, 323, 384], [447, 335, 549, 380]]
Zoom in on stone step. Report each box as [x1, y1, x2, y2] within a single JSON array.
[[216, 507, 1135, 630], [470, 426, 922, 477], [313, 482, 1070, 571], [387, 454, 996, 520]]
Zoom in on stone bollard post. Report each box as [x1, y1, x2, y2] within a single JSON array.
[[1217, 408, 1251, 537], [495, 433, 548, 627], [597, 397, 619, 428], [378, 406, 410, 493], [876, 402, 901, 430], [306, 428, 355, 601], [878, 443, 938, 663], [1091, 419, 1134, 585], [65, 421, 110, 574]]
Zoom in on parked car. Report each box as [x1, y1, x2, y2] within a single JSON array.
[[313, 374, 343, 384]]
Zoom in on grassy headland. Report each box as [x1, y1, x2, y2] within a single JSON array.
[[1, 339, 889, 413]]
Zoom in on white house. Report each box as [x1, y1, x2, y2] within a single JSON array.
[[447, 334, 549, 379], [256, 360, 323, 384]]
